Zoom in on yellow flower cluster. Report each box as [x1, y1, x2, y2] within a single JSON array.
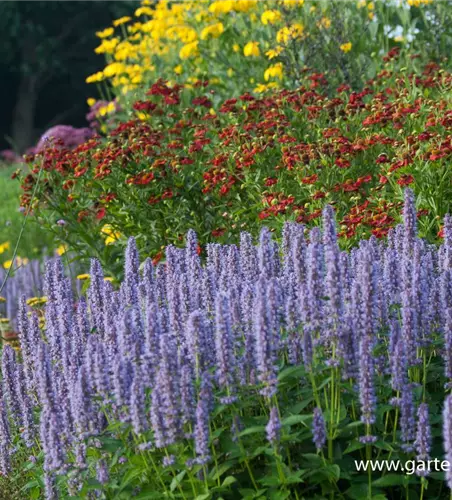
[[0, 242, 10, 255], [101, 225, 122, 245], [87, 0, 299, 95], [340, 42, 353, 53], [276, 23, 304, 44], [26, 296, 48, 307], [3, 256, 29, 270], [87, 0, 382, 100]]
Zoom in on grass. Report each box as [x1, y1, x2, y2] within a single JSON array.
[[0, 163, 54, 265]]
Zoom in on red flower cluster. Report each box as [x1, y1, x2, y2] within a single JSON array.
[[20, 53, 452, 261]]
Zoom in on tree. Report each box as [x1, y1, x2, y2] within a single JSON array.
[[0, 1, 131, 153]]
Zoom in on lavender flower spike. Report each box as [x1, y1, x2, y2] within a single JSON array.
[[266, 406, 281, 446], [312, 407, 326, 452]]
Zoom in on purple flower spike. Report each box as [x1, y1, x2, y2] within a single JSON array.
[[124, 237, 140, 307], [443, 395, 452, 489], [415, 403, 431, 468], [266, 406, 281, 446], [312, 407, 326, 451], [96, 459, 110, 485], [194, 388, 211, 465]]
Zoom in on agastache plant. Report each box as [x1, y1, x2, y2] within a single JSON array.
[[1, 190, 452, 499]]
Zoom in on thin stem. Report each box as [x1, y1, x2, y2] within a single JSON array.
[[0, 161, 45, 296]]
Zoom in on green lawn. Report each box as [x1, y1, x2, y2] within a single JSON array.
[[0, 164, 54, 264]]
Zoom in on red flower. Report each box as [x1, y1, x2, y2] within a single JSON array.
[[152, 251, 163, 266], [301, 174, 318, 184], [379, 175, 389, 185], [335, 158, 351, 168], [265, 177, 278, 186], [96, 208, 106, 220], [211, 228, 226, 237], [397, 175, 414, 186], [162, 190, 173, 199]]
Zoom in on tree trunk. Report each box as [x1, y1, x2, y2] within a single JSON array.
[[11, 71, 38, 154]]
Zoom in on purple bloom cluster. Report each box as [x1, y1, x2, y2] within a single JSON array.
[[0, 189, 450, 498]]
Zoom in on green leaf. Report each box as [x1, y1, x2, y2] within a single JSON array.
[[343, 439, 366, 454], [372, 474, 406, 487], [221, 476, 237, 487], [277, 365, 305, 381], [269, 490, 291, 500], [281, 414, 310, 427], [209, 462, 234, 481], [21, 480, 40, 492], [119, 468, 144, 492], [195, 494, 211, 500], [239, 425, 266, 437], [170, 470, 187, 492]]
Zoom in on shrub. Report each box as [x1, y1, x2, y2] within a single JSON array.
[[21, 54, 452, 273], [1, 191, 452, 499], [86, 0, 452, 109]]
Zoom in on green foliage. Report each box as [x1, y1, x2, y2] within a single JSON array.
[[0, 164, 54, 264], [20, 53, 452, 275]]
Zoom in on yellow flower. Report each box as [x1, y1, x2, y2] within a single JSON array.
[[243, 41, 260, 57], [0, 242, 10, 254], [56, 244, 67, 256], [179, 41, 199, 59], [261, 10, 282, 25], [340, 42, 352, 53], [86, 72, 105, 84], [87, 98, 96, 107], [26, 297, 47, 307], [234, 0, 257, 12], [200, 22, 225, 40], [98, 102, 116, 117], [0, 318, 9, 324], [264, 62, 284, 81], [135, 6, 154, 16], [276, 23, 304, 44], [104, 277, 114, 282], [368, 12, 374, 20], [318, 17, 331, 29], [209, 0, 234, 15], [254, 82, 279, 93], [105, 233, 121, 245], [103, 62, 126, 78], [174, 64, 183, 75], [227, 68, 234, 77], [96, 27, 114, 39], [367, 2, 375, 10], [394, 35, 404, 42], [0, 297, 6, 303], [3, 260, 12, 270], [95, 38, 119, 55], [281, 0, 304, 7], [233, 43, 240, 53], [113, 16, 131, 27], [265, 46, 283, 60], [76, 274, 90, 281], [407, 0, 432, 5]]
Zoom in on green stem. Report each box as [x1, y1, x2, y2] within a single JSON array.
[[0, 160, 45, 296]]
